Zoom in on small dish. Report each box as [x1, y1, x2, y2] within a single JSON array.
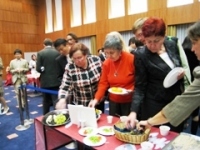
[[78, 127, 98, 136], [98, 126, 115, 136], [108, 87, 128, 95], [83, 134, 106, 147], [163, 67, 183, 88]]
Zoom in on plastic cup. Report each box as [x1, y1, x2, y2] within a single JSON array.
[[120, 116, 128, 122], [159, 125, 170, 136], [140, 141, 154, 150], [107, 115, 113, 124]]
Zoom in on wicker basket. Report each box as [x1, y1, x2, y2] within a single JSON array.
[[114, 121, 151, 144]]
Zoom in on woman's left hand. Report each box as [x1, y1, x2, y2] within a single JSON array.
[[177, 69, 185, 80]]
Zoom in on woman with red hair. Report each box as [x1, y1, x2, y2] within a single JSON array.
[[126, 17, 186, 133]]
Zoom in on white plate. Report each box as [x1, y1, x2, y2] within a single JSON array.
[[98, 126, 115, 136], [108, 87, 128, 95], [83, 134, 106, 147], [115, 144, 136, 150], [163, 67, 183, 88], [78, 127, 98, 136], [96, 114, 101, 121]]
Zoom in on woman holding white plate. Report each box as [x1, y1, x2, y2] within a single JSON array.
[[89, 31, 135, 116], [126, 17, 188, 133]]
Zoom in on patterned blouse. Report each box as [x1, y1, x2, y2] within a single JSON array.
[[58, 55, 102, 106]]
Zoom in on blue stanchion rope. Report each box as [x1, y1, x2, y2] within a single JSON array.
[[21, 85, 58, 95]]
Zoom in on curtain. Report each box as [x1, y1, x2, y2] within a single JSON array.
[[167, 25, 176, 37], [78, 36, 92, 53], [120, 30, 133, 47], [90, 36, 96, 55], [176, 23, 193, 44]]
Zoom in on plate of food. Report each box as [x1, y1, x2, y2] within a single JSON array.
[[95, 109, 102, 115], [96, 113, 101, 121], [83, 134, 106, 147], [42, 109, 70, 127], [108, 87, 128, 95], [163, 67, 184, 88], [78, 127, 98, 136], [98, 126, 115, 136]]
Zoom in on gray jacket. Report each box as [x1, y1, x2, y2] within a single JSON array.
[[163, 66, 200, 126]]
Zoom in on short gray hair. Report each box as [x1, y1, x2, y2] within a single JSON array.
[[103, 31, 125, 51], [188, 21, 200, 41]]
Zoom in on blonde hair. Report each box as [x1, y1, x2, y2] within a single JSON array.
[[132, 17, 148, 34]]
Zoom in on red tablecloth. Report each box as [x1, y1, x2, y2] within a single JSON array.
[[27, 74, 40, 87], [34, 114, 178, 150]]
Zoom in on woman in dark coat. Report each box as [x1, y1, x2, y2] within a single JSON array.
[[127, 17, 187, 133]]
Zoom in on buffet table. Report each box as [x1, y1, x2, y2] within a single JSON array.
[[34, 114, 179, 150], [27, 73, 40, 87]]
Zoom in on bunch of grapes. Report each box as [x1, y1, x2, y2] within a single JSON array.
[[54, 114, 66, 125]]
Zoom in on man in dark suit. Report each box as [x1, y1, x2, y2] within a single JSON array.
[[36, 38, 60, 115], [54, 38, 70, 85]]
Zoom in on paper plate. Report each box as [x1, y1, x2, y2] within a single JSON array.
[[115, 144, 136, 150], [108, 87, 128, 95], [98, 126, 115, 136], [78, 127, 98, 136], [163, 67, 183, 88], [83, 134, 106, 147]]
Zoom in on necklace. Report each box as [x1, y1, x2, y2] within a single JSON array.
[[113, 59, 122, 77]]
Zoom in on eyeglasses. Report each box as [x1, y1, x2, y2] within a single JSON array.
[[72, 56, 84, 62]]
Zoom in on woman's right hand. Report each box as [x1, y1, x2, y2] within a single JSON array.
[[125, 112, 137, 129], [55, 98, 66, 110]]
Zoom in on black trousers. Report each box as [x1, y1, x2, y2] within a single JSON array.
[[109, 100, 131, 116], [42, 86, 59, 115]]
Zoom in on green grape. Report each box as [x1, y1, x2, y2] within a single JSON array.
[[54, 114, 66, 125]]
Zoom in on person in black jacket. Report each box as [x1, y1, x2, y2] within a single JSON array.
[[36, 38, 60, 115], [126, 17, 186, 133], [54, 38, 70, 85]]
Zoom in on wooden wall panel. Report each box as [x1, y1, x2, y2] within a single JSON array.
[[0, 0, 40, 79], [167, 3, 199, 25], [38, 0, 200, 50]]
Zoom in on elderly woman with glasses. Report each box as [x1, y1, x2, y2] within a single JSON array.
[[89, 31, 135, 116], [126, 17, 186, 133], [56, 43, 104, 112]]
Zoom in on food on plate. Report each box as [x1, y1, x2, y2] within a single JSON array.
[[102, 127, 113, 133], [54, 114, 66, 125], [46, 115, 53, 123], [111, 87, 123, 93], [46, 114, 66, 125], [95, 109, 101, 115], [83, 128, 93, 135], [89, 135, 102, 144]]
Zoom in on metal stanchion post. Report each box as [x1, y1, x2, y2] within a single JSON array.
[[15, 85, 30, 131], [23, 84, 33, 125]]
